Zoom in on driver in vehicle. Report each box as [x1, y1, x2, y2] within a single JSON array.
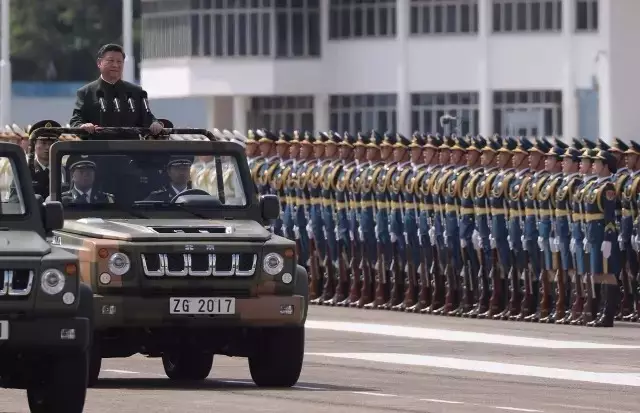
[[144, 157, 195, 201], [61, 159, 115, 205]]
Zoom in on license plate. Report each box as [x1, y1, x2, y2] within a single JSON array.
[[0, 321, 8, 340], [169, 297, 235, 315]]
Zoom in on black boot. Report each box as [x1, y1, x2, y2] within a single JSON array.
[[587, 284, 619, 327]]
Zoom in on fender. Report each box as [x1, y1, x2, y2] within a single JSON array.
[[293, 264, 309, 324]]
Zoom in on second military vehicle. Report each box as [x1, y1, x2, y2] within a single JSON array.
[[35, 127, 308, 388], [0, 142, 92, 413]]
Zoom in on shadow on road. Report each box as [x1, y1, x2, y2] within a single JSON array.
[[93, 378, 374, 392]]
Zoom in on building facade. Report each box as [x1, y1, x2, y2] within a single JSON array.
[[140, 0, 640, 141]]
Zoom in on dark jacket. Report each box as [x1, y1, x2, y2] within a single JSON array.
[[69, 78, 157, 128]]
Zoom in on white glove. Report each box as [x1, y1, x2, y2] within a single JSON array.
[[404, 232, 410, 244], [461, 239, 467, 248], [358, 228, 364, 240], [428, 227, 436, 240], [538, 236, 545, 251], [489, 234, 496, 249], [349, 230, 354, 240], [633, 235, 640, 252], [390, 232, 398, 243], [570, 238, 576, 253], [374, 224, 379, 235], [336, 230, 340, 241], [520, 235, 525, 246], [294, 225, 300, 239], [550, 237, 560, 253], [418, 234, 423, 246], [507, 235, 513, 250], [618, 235, 625, 251], [601, 241, 612, 259], [306, 223, 314, 239], [583, 238, 590, 252]]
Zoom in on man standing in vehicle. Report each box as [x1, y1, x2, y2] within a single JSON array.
[[69, 43, 163, 134]]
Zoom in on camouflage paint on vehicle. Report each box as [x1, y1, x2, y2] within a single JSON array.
[[46, 133, 305, 330]]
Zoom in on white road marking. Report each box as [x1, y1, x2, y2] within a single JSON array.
[[352, 391, 397, 397], [420, 398, 464, 404], [306, 320, 640, 350], [307, 352, 640, 387], [103, 369, 140, 375], [294, 385, 326, 390], [492, 407, 543, 412]]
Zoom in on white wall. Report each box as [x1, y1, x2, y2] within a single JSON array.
[[141, 33, 601, 97], [9, 96, 210, 128]]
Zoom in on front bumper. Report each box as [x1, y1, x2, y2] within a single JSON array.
[[0, 317, 90, 351], [94, 294, 306, 329]]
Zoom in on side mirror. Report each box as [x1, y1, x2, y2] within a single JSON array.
[[42, 201, 64, 231], [259, 194, 280, 222]]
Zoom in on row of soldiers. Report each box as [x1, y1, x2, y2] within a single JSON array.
[[248, 128, 639, 328]]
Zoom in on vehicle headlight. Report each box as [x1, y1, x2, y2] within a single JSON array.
[[41, 269, 66, 295], [108, 253, 131, 276], [263, 252, 284, 275]]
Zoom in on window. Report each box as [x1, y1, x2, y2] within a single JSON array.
[[411, 92, 479, 136], [329, 94, 397, 133], [142, 0, 320, 59], [329, 0, 396, 39], [410, 0, 478, 35], [575, 0, 598, 32], [275, 0, 321, 58], [492, 0, 562, 33], [493, 90, 562, 137], [0, 157, 26, 215], [247, 96, 315, 132]]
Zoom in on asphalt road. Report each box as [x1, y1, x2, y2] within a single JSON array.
[[3, 306, 640, 412]]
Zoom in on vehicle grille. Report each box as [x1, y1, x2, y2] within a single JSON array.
[[141, 253, 258, 277], [0, 270, 35, 296]]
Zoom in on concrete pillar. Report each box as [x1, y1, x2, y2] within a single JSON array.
[[477, 0, 492, 137], [395, 0, 410, 135], [314, 94, 329, 132], [597, 0, 613, 141], [561, 0, 577, 140], [233, 96, 248, 134]]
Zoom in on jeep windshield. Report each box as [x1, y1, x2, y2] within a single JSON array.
[[54, 150, 247, 213], [0, 156, 28, 216]]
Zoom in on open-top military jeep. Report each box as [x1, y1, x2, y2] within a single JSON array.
[[36, 127, 308, 388], [0, 142, 92, 413]]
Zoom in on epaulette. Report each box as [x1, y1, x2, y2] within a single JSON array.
[[556, 174, 580, 201], [623, 174, 640, 202], [491, 169, 515, 198], [538, 172, 561, 202], [615, 172, 629, 196]]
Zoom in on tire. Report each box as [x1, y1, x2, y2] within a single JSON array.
[[162, 351, 213, 381], [249, 326, 304, 388], [27, 350, 89, 413]]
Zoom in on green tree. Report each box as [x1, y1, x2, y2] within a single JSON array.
[[10, 0, 141, 82]]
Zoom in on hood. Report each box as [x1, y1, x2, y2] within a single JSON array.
[[59, 218, 273, 242], [0, 230, 50, 256]]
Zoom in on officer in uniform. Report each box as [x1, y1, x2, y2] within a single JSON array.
[[441, 136, 470, 316], [536, 144, 565, 323], [554, 146, 583, 324], [501, 137, 533, 320], [388, 133, 413, 311], [485, 137, 516, 319], [402, 133, 429, 312], [359, 131, 386, 309], [607, 139, 634, 319], [28, 120, 62, 199], [429, 136, 456, 315], [268, 131, 294, 237], [144, 158, 193, 202], [457, 136, 485, 316], [350, 132, 375, 308], [413, 135, 443, 313], [584, 149, 620, 327], [367, 132, 397, 309], [61, 159, 115, 205], [285, 131, 308, 268], [464, 136, 501, 318], [320, 131, 347, 305], [307, 132, 338, 304], [622, 141, 640, 321]]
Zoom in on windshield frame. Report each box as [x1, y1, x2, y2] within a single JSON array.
[[0, 142, 42, 234], [48, 140, 261, 221]]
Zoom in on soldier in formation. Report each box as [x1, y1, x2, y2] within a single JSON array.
[[249, 127, 640, 328]]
